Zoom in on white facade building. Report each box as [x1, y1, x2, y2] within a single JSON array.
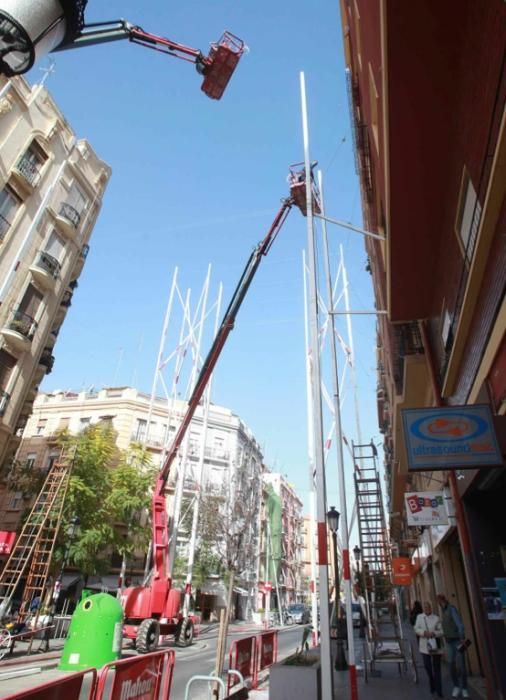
[[0, 75, 110, 470]]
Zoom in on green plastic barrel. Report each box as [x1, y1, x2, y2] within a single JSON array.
[[58, 591, 123, 670]]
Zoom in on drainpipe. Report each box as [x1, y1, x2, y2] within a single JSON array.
[[418, 319, 500, 700]]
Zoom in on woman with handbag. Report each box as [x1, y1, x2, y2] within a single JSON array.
[[415, 600, 445, 698]]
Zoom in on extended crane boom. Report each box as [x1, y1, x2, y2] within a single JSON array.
[[158, 198, 293, 493], [124, 167, 319, 651], [0, 4, 244, 99], [55, 21, 245, 100]]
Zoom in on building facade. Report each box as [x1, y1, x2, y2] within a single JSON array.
[[340, 1, 506, 696], [0, 75, 110, 473], [258, 472, 304, 610], [0, 386, 264, 615]]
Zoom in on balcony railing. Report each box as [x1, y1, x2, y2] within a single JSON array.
[[61, 290, 73, 308], [39, 348, 55, 374], [0, 212, 11, 240], [392, 321, 424, 395], [59, 202, 81, 228], [8, 308, 38, 341], [16, 156, 41, 186], [0, 390, 10, 416], [35, 250, 61, 279]]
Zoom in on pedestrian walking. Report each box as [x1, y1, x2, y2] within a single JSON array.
[[437, 594, 469, 699], [410, 600, 423, 627], [415, 600, 444, 698]]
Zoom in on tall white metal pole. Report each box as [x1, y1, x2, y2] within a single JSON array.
[[319, 172, 359, 700], [146, 268, 179, 442], [183, 279, 223, 618], [300, 72, 333, 699], [168, 271, 211, 575], [341, 246, 363, 448], [341, 246, 363, 541], [303, 250, 319, 647]]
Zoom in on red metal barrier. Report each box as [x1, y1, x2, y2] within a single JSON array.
[[257, 630, 278, 674], [2, 668, 97, 700], [95, 649, 175, 700], [227, 636, 257, 693]]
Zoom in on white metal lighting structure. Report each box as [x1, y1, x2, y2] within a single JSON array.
[[299, 70, 334, 700], [0, 0, 87, 75]]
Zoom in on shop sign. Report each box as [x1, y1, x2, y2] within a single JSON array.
[[402, 405, 502, 471], [405, 491, 448, 526], [392, 557, 412, 586]]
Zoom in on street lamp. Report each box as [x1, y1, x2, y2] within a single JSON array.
[[327, 506, 348, 670], [353, 545, 361, 569]]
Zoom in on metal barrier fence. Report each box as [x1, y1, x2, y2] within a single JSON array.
[[2, 667, 97, 700], [227, 630, 278, 693], [95, 649, 175, 700]]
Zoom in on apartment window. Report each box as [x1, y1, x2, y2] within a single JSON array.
[[61, 183, 86, 228], [35, 419, 47, 436], [8, 491, 23, 511], [59, 417, 70, 430], [16, 141, 47, 186], [11, 284, 43, 341], [39, 230, 65, 277], [47, 452, 59, 470], [0, 348, 16, 395], [25, 452, 37, 470], [0, 187, 19, 240], [134, 418, 147, 442], [79, 417, 91, 431], [456, 169, 482, 261]]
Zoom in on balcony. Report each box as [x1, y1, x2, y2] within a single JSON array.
[[0, 390, 10, 417], [54, 202, 81, 238], [392, 322, 424, 395], [60, 290, 73, 308], [11, 155, 42, 194], [30, 250, 61, 290], [1, 308, 38, 353], [0, 213, 11, 242], [38, 347, 55, 375]]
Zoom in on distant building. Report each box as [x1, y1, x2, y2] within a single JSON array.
[[258, 472, 304, 609], [0, 386, 264, 614], [0, 75, 111, 472]]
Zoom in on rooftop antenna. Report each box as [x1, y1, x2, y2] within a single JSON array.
[[38, 59, 56, 87]]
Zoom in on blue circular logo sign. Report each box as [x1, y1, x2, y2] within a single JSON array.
[[410, 411, 488, 443]]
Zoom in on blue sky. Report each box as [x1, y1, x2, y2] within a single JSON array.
[[31, 0, 380, 517]]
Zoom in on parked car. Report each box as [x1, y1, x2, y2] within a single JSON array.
[[352, 602, 362, 628], [287, 603, 311, 624]]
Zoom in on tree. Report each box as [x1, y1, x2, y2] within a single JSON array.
[[105, 443, 156, 591], [198, 483, 260, 686], [53, 426, 155, 581], [57, 424, 119, 577]]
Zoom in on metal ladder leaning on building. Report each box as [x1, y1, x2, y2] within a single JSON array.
[[353, 440, 418, 682], [0, 447, 75, 625]]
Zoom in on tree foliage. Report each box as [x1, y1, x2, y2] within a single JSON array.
[[52, 425, 155, 577]]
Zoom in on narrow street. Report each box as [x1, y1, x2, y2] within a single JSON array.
[[170, 624, 303, 698]]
